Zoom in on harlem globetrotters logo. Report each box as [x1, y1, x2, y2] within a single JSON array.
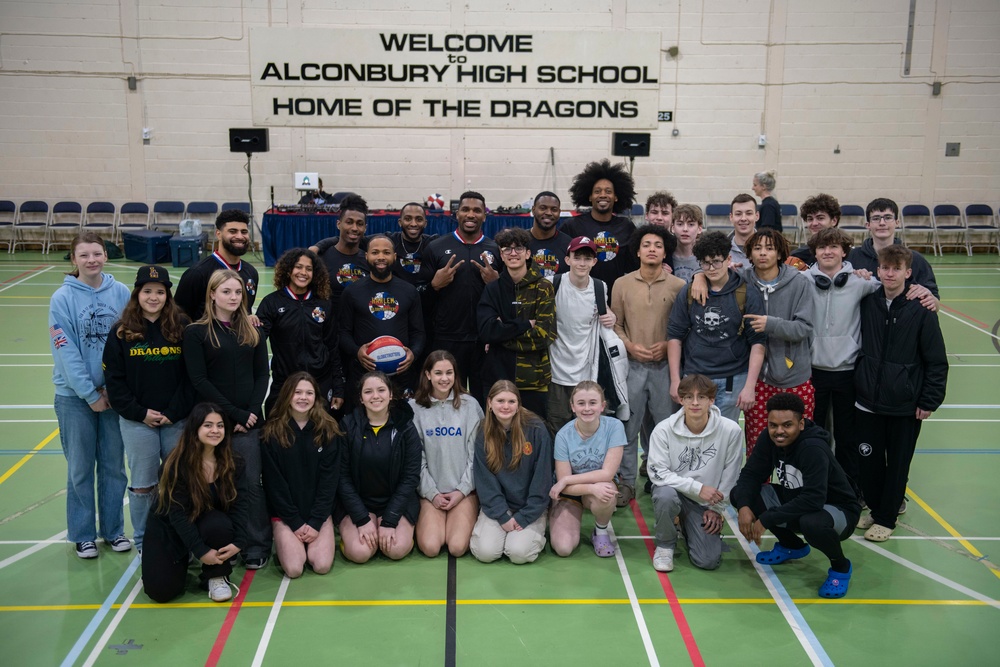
[[336, 263, 366, 285], [369, 292, 400, 320], [532, 248, 560, 277], [399, 253, 422, 274], [594, 232, 619, 262]]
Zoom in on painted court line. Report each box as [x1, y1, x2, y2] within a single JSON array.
[[0, 530, 68, 570], [0, 266, 51, 294], [628, 501, 704, 667], [907, 486, 1000, 581], [855, 541, 1000, 609], [60, 555, 141, 667], [940, 308, 1000, 341], [205, 569, 256, 667], [82, 578, 144, 667], [251, 575, 291, 667], [723, 511, 833, 667], [0, 428, 59, 485], [607, 522, 660, 667]]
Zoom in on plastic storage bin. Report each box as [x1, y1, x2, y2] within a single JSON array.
[[169, 233, 208, 267], [123, 230, 171, 264]]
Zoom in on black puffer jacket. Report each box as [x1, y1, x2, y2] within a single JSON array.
[[854, 289, 948, 416]]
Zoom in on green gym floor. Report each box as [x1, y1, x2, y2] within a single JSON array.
[[0, 250, 997, 666]]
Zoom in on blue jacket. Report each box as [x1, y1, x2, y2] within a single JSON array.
[[49, 273, 130, 403]]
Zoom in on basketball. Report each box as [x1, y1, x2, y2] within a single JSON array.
[[426, 193, 445, 210], [366, 335, 407, 374]]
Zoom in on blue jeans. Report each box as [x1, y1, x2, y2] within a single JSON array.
[[711, 372, 748, 423], [119, 417, 184, 549], [54, 394, 127, 543]]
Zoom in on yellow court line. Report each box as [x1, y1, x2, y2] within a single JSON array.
[[2, 598, 995, 612], [0, 429, 59, 486], [907, 486, 1000, 581]]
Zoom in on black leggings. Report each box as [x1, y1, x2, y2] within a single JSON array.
[[142, 509, 235, 603], [747, 484, 858, 563]]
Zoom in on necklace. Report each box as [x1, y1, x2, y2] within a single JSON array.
[[399, 235, 422, 255]]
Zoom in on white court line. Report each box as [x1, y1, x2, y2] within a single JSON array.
[[938, 404, 1000, 409], [948, 353, 1000, 357], [0, 304, 49, 307], [608, 523, 660, 667], [82, 577, 144, 667], [0, 530, 68, 570], [923, 418, 1000, 422], [854, 540, 1000, 609], [940, 310, 1000, 341], [252, 575, 291, 667], [0, 539, 70, 545], [723, 511, 831, 666], [0, 353, 50, 356], [0, 266, 53, 294], [0, 405, 53, 409], [0, 419, 58, 423]]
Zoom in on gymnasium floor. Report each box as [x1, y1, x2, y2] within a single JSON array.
[[0, 250, 997, 666]]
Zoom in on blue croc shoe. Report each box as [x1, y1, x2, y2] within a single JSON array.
[[756, 543, 811, 565], [819, 563, 853, 598]]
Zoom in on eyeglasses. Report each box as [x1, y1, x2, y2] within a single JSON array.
[[500, 246, 528, 255], [869, 214, 896, 223], [698, 259, 726, 270]]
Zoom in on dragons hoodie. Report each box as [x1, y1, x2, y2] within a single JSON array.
[[646, 405, 744, 516], [49, 272, 130, 403]]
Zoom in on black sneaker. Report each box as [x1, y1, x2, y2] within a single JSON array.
[[898, 498, 908, 515], [76, 541, 98, 559], [244, 555, 269, 570], [106, 535, 132, 552]]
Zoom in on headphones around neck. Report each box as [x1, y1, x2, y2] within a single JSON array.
[[813, 272, 849, 290]]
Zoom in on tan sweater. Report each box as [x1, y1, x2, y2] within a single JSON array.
[[611, 269, 686, 349]]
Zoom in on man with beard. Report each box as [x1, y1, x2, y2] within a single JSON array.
[[389, 202, 438, 359], [527, 191, 571, 278], [423, 191, 500, 404], [310, 194, 371, 315], [339, 235, 424, 403], [175, 208, 259, 321], [561, 159, 638, 293]]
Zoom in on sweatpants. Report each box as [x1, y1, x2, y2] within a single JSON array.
[[855, 410, 921, 529], [142, 509, 235, 604], [747, 484, 858, 563], [812, 368, 861, 485], [621, 359, 672, 489], [232, 429, 272, 561], [651, 485, 723, 570]]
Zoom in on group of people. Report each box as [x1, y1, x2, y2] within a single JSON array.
[[48, 159, 948, 604]]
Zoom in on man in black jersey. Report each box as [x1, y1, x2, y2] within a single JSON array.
[[340, 235, 425, 404], [423, 191, 500, 404], [527, 191, 571, 278], [310, 193, 370, 314], [560, 159, 638, 292], [174, 208, 259, 321]]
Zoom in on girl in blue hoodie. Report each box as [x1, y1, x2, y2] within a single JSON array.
[[49, 232, 132, 559]]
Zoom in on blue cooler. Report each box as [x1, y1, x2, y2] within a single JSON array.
[[123, 230, 171, 264], [170, 233, 208, 268]]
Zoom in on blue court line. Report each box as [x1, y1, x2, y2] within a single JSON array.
[[59, 555, 140, 667]]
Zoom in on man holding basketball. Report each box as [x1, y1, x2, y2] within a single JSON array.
[[340, 234, 425, 404]]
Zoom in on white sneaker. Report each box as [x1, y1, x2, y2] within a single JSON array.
[[208, 577, 233, 603], [653, 546, 674, 572]]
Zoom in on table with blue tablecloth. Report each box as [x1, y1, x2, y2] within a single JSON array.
[[261, 210, 533, 266]]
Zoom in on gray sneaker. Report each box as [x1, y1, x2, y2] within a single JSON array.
[[653, 546, 674, 572], [208, 577, 234, 603]]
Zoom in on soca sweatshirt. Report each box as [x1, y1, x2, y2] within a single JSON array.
[[647, 405, 744, 515], [411, 394, 484, 500], [49, 273, 130, 403], [741, 264, 814, 388], [473, 416, 553, 528], [806, 262, 881, 372]]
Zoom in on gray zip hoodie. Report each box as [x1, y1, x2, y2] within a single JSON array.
[[410, 394, 484, 500], [806, 261, 881, 371], [741, 264, 814, 388]]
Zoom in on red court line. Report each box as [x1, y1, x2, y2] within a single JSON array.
[[629, 500, 705, 667], [204, 569, 256, 667], [940, 303, 990, 328], [0, 265, 45, 285]]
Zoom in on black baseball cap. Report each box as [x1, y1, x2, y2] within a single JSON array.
[[134, 265, 172, 288]]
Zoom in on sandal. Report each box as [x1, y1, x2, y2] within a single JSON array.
[[756, 543, 811, 565], [616, 484, 635, 508], [856, 513, 874, 531], [591, 530, 616, 558], [864, 524, 894, 542], [818, 563, 852, 598]]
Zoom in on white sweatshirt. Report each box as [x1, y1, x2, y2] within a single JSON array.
[[410, 394, 484, 500]]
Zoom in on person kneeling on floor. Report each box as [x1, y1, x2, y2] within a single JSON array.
[[730, 392, 861, 599], [647, 374, 743, 573]]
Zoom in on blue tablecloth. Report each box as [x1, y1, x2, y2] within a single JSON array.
[[261, 211, 532, 266]]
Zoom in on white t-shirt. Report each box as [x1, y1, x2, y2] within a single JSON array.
[[549, 277, 600, 386], [555, 416, 627, 474]]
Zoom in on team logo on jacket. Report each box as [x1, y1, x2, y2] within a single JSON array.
[[777, 461, 804, 489], [480, 250, 495, 266], [369, 292, 399, 320], [858, 442, 872, 457], [532, 249, 559, 277], [311, 307, 327, 323], [399, 253, 422, 274], [336, 263, 365, 285], [594, 232, 619, 262], [245, 278, 256, 296], [523, 441, 533, 456]]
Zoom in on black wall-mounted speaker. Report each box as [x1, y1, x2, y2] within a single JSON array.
[[229, 128, 270, 153], [612, 132, 651, 157]]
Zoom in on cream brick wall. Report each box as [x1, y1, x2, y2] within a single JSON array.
[[0, 0, 997, 224]]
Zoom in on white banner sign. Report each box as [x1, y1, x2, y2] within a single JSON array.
[[249, 28, 661, 129]]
